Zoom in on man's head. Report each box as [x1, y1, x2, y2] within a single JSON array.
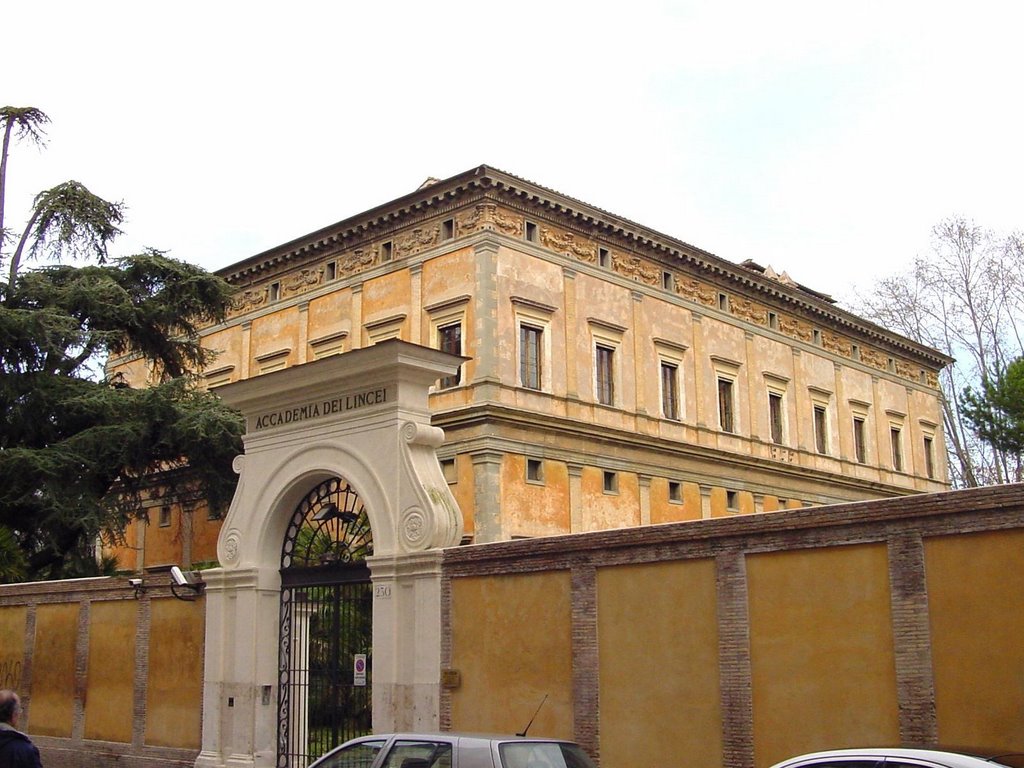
[[0, 690, 20, 726]]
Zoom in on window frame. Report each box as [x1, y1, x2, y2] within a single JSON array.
[[512, 298, 555, 393]]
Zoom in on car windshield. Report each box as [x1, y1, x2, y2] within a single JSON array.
[[498, 742, 597, 768]]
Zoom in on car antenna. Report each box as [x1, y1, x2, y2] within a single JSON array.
[[517, 694, 548, 737]]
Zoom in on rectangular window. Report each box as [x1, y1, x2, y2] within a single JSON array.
[[668, 481, 682, 503], [924, 436, 935, 478], [437, 323, 462, 389], [603, 471, 618, 494], [891, 426, 903, 471], [768, 392, 784, 444], [441, 219, 454, 240], [768, 311, 779, 330], [812, 328, 822, 346], [520, 325, 542, 390], [269, 282, 281, 302], [380, 241, 393, 262], [718, 378, 735, 433], [662, 271, 673, 290], [441, 458, 457, 484], [853, 416, 867, 463], [525, 221, 538, 242], [718, 292, 730, 312], [526, 458, 544, 484], [325, 261, 337, 281], [598, 247, 610, 268], [814, 405, 828, 454], [726, 490, 738, 510], [596, 345, 615, 405], [661, 362, 679, 420], [159, 506, 171, 528]]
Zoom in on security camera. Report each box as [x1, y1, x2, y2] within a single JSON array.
[[128, 578, 142, 588], [170, 565, 189, 586]]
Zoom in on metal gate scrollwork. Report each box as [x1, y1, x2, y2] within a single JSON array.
[[278, 477, 373, 768]]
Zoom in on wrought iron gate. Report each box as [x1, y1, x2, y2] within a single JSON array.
[[278, 477, 373, 768]]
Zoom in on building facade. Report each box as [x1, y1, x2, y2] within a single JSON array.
[[110, 165, 951, 569]]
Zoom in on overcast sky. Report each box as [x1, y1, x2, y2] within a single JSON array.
[[5, 1, 1022, 306]]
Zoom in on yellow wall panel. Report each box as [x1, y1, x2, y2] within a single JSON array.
[[747, 544, 898, 767], [0, 607, 27, 691], [449, 572, 573, 738], [597, 560, 722, 768], [925, 529, 1024, 750], [30, 603, 79, 737], [145, 598, 205, 748], [84, 601, 136, 742], [502, 456, 571, 537]]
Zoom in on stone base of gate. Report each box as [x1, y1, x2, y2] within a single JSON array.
[[367, 550, 446, 734]]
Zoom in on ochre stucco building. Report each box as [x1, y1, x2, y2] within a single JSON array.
[[110, 165, 951, 570]]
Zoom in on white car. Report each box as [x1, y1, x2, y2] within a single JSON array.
[[308, 732, 597, 768], [769, 748, 1024, 768]]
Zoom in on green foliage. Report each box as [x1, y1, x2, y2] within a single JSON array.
[[961, 357, 1024, 459], [0, 107, 244, 582]]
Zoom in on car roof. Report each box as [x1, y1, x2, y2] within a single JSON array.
[[774, 747, 1023, 768]]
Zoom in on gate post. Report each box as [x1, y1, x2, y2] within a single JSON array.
[[366, 550, 447, 732]]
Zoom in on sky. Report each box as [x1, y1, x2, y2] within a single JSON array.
[[4, 0, 1022, 307]]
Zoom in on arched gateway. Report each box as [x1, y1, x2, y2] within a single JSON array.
[[194, 341, 465, 768]]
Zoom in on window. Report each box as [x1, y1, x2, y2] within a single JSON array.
[[437, 323, 462, 388], [768, 311, 779, 330], [853, 416, 867, 463], [603, 471, 618, 494], [718, 292, 729, 312], [923, 435, 935, 478], [891, 426, 903, 471], [269, 282, 281, 302], [726, 490, 738, 511], [441, 218, 454, 240], [380, 241, 393, 262], [769, 391, 784, 444], [662, 271, 673, 290], [596, 344, 615, 405], [158, 506, 171, 528], [718, 378, 735, 433], [526, 458, 544, 484], [520, 324, 542, 389], [814, 405, 829, 454], [598, 247, 610, 268], [309, 331, 348, 360], [365, 314, 405, 345], [851, 344, 861, 360], [316, 739, 387, 768], [325, 261, 337, 281], [661, 362, 680, 420], [668, 481, 682, 503], [380, 741, 452, 768], [441, 458, 457, 484], [513, 297, 554, 393], [525, 221, 538, 242], [812, 328, 822, 346]]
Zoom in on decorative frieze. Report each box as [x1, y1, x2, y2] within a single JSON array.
[[224, 199, 941, 390], [540, 226, 598, 263], [611, 252, 660, 286]]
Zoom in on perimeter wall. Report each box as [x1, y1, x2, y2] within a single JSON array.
[[440, 483, 1024, 768], [0, 575, 204, 768], [2, 484, 1022, 768]]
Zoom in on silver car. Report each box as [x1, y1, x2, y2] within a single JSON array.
[[769, 748, 1024, 768], [307, 732, 597, 768]]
